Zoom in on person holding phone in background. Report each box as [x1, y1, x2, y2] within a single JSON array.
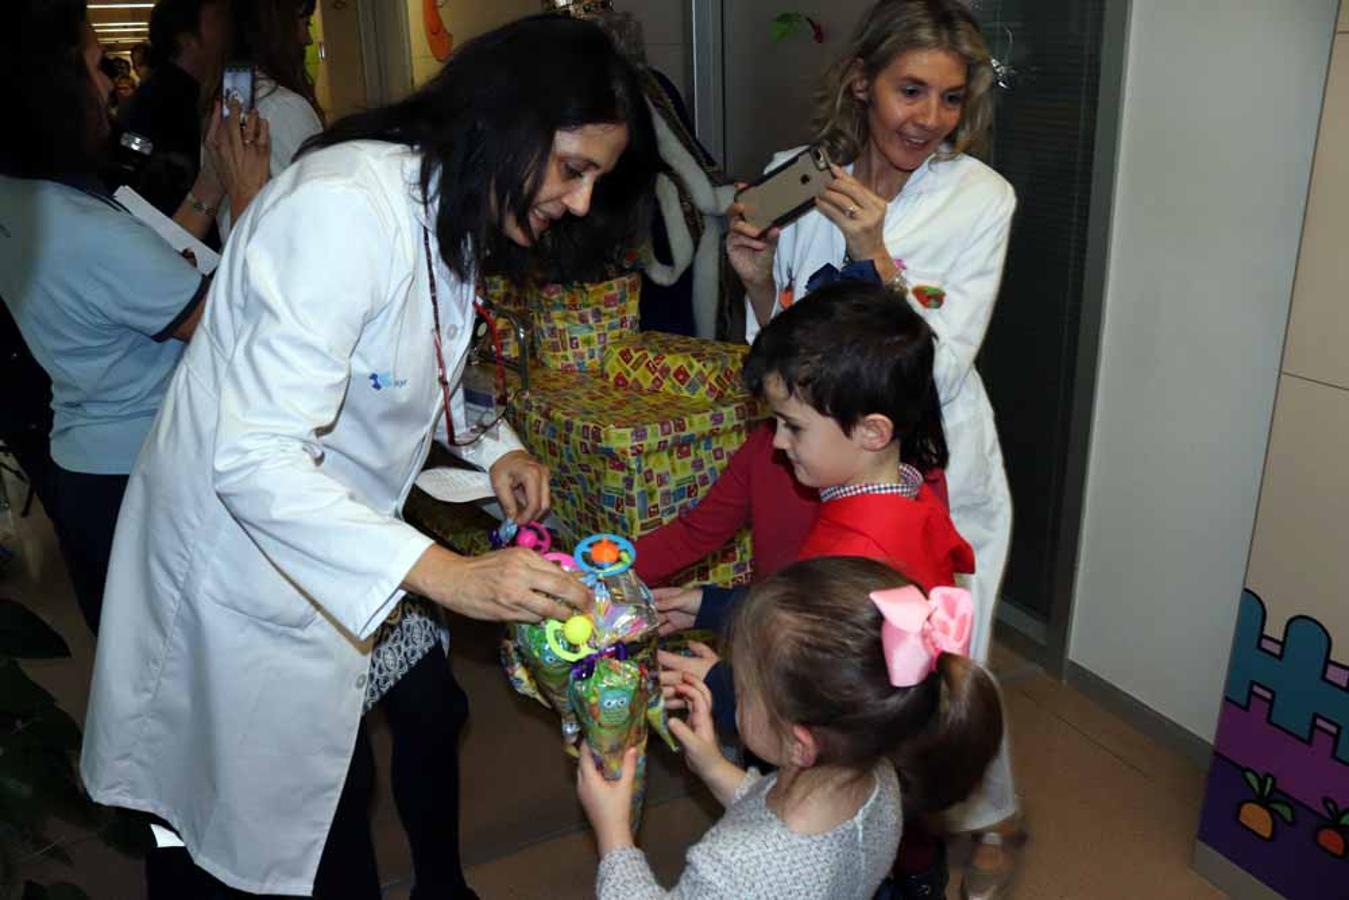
[[711, 1, 1022, 897], [210, 0, 324, 239], [0, 0, 268, 635], [118, 0, 231, 216]]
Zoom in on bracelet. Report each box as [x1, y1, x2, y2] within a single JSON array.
[[186, 191, 218, 216]]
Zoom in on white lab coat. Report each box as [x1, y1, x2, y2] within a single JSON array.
[[80, 141, 524, 895], [748, 148, 1018, 829]]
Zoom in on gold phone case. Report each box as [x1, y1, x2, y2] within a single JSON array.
[[735, 146, 834, 236]]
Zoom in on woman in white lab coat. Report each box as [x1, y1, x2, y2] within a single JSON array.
[[727, 2, 1021, 897], [80, 16, 657, 898]]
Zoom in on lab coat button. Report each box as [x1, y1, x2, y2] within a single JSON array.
[[355, 674, 367, 690]]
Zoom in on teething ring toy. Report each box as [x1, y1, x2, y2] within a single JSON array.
[[573, 534, 636, 578], [514, 521, 552, 553], [543, 551, 581, 573], [544, 617, 593, 662]]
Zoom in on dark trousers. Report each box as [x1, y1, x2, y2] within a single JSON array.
[[383, 642, 473, 899], [144, 646, 472, 898], [45, 464, 129, 634]]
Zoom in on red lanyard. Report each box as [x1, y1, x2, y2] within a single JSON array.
[[423, 227, 509, 446]]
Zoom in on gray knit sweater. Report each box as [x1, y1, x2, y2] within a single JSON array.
[[597, 763, 901, 899]]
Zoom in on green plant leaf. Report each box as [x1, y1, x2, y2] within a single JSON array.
[[1243, 769, 1261, 795], [0, 661, 59, 716], [22, 883, 90, 900], [1268, 801, 1294, 824], [96, 808, 153, 859], [1261, 773, 1275, 797], [770, 12, 803, 42], [1325, 797, 1340, 818], [1338, 811, 1349, 826], [0, 743, 94, 830], [0, 600, 69, 660], [2, 707, 82, 753], [22, 838, 73, 867], [0, 771, 49, 840]]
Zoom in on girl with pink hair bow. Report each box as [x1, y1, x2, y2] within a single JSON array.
[[578, 556, 1003, 899]]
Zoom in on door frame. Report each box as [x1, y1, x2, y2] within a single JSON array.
[[996, 0, 1131, 677]]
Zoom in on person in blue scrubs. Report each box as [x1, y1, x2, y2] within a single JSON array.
[[0, 0, 265, 632]]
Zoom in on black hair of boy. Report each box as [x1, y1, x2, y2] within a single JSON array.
[[742, 281, 949, 473]]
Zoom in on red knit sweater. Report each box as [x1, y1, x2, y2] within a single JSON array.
[[633, 421, 960, 587], [797, 488, 975, 590], [633, 422, 817, 586]]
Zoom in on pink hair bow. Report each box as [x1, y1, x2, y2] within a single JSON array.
[[869, 585, 974, 687]]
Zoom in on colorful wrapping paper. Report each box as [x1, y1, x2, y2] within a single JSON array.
[[601, 331, 745, 402], [505, 333, 762, 586], [482, 273, 641, 372]]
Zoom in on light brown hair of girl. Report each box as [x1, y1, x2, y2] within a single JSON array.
[[729, 555, 1004, 812], [811, 0, 996, 164]]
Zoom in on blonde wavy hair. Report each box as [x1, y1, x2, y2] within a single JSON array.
[[813, 0, 995, 165]]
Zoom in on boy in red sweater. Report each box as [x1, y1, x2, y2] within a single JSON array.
[[655, 280, 973, 701], [655, 281, 977, 898]]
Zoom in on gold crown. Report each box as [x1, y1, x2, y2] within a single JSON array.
[[542, 0, 614, 17]]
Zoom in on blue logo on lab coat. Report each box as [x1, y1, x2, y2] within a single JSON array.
[[369, 371, 408, 391]]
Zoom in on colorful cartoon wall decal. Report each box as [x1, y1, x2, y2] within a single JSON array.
[[1237, 770, 1294, 840], [424, 0, 453, 61], [1315, 798, 1348, 858], [1197, 590, 1349, 898]]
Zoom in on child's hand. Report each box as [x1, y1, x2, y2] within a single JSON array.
[[667, 674, 746, 807], [657, 641, 719, 709], [653, 586, 704, 635], [576, 744, 638, 856], [667, 675, 723, 774]]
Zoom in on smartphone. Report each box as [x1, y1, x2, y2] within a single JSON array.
[[221, 63, 254, 118], [734, 145, 836, 236]]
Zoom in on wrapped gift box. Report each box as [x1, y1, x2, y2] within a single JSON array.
[[507, 332, 761, 587], [483, 273, 640, 373]]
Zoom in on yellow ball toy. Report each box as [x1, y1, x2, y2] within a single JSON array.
[[563, 615, 594, 647]]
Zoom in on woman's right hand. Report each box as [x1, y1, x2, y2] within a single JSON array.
[[407, 544, 592, 623], [725, 195, 781, 292], [205, 98, 271, 218]]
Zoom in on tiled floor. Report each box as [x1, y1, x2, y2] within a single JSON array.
[[2, 472, 1226, 898]]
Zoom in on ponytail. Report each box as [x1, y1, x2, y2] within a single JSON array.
[[892, 653, 1004, 813]]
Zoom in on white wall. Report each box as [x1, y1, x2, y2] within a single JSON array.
[[1067, 0, 1339, 742]]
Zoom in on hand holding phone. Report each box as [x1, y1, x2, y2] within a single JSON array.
[[733, 146, 836, 237], [221, 63, 254, 119]]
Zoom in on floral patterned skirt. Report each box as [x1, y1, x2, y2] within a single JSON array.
[[364, 595, 446, 712]]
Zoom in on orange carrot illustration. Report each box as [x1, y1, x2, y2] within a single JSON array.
[[1238, 769, 1294, 840], [1315, 798, 1348, 858]]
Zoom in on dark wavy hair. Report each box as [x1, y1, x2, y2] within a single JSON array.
[[299, 15, 657, 284], [742, 280, 949, 474], [731, 557, 1004, 812], [229, 0, 322, 121], [2, 0, 104, 178]]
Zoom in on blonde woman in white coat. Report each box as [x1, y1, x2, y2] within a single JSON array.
[[727, 2, 1022, 897], [81, 17, 657, 898]]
